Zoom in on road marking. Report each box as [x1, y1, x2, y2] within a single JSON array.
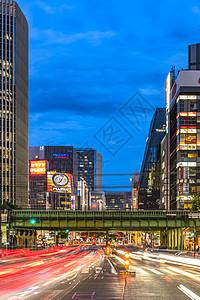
[[177, 285, 200, 300], [160, 268, 175, 275], [149, 269, 163, 275], [133, 267, 148, 275]]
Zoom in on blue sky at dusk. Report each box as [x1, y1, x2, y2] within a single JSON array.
[[17, 0, 200, 188]]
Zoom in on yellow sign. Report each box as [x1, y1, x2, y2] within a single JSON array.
[[47, 172, 72, 193]]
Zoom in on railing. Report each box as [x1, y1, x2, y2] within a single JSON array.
[[10, 210, 190, 218]]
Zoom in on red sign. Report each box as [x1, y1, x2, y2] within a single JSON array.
[[30, 160, 47, 176]]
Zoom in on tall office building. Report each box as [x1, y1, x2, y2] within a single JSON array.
[[166, 49, 200, 209], [0, 1, 28, 207], [76, 148, 102, 191], [188, 43, 200, 70], [138, 108, 166, 210], [29, 146, 78, 175]]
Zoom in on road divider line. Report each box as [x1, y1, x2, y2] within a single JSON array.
[[177, 285, 200, 300], [149, 269, 163, 275]]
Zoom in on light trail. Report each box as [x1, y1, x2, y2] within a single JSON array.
[[168, 266, 200, 282]]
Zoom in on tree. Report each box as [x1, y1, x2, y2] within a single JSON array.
[[191, 192, 200, 212]]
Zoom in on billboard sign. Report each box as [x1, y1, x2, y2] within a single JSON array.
[[47, 172, 72, 193], [166, 72, 171, 109], [30, 160, 47, 176]]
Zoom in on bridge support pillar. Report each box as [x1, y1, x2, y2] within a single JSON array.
[[180, 228, 183, 251], [160, 230, 167, 248], [174, 228, 177, 249], [172, 229, 176, 250], [168, 229, 173, 249]]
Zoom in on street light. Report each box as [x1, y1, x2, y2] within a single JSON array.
[[30, 219, 36, 225]]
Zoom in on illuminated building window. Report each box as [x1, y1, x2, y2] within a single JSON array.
[[188, 153, 197, 158]]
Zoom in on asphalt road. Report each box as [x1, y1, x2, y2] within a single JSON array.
[[1, 247, 200, 299]]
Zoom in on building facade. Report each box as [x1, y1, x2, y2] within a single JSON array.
[[105, 191, 132, 211], [90, 190, 106, 211], [131, 173, 139, 210], [76, 148, 102, 191], [159, 135, 169, 209], [77, 177, 89, 210], [29, 146, 78, 210], [167, 68, 200, 209], [138, 108, 166, 210], [0, 1, 28, 207]]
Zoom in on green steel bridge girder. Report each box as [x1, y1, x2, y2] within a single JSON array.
[[9, 210, 200, 231]]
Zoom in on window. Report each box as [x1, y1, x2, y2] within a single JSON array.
[[190, 100, 197, 112], [188, 153, 197, 158]]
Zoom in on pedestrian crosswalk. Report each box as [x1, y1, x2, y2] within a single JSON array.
[[130, 266, 181, 276]]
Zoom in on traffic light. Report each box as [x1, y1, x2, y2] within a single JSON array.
[[105, 246, 111, 255], [66, 229, 69, 233], [30, 219, 36, 225], [124, 252, 130, 271], [190, 232, 194, 238], [91, 236, 95, 240], [83, 234, 87, 239]]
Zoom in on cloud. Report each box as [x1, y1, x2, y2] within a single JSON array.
[[139, 88, 162, 96], [31, 28, 117, 46], [34, 1, 74, 14], [191, 6, 200, 14]]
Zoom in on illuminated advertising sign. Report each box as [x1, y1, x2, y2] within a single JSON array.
[[166, 72, 171, 109], [52, 153, 69, 159], [180, 128, 197, 133], [47, 172, 72, 193], [177, 112, 197, 118], [179, 144, 196, 150], [91, 201, 99, 211], [30, 160, 47, 175]]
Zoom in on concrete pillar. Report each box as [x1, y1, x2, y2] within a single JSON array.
[[169, 230, 172, 249], [167, 230, 170, 249], [172, 229, 175, 250], [180, 228, 183, 251]]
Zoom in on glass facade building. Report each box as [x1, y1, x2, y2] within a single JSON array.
[[138, 108, 166, 210], [76, 148, 102, 191], [0, 1, 28, 207]]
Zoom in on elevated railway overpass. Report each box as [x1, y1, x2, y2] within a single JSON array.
[[8, 210, 200, 250]]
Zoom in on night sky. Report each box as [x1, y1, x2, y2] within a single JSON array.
[[17, 0, 200, 189]]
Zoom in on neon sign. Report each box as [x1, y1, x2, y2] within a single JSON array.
[[30, 160, 47, 175], [52, 153, 69, 159]]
